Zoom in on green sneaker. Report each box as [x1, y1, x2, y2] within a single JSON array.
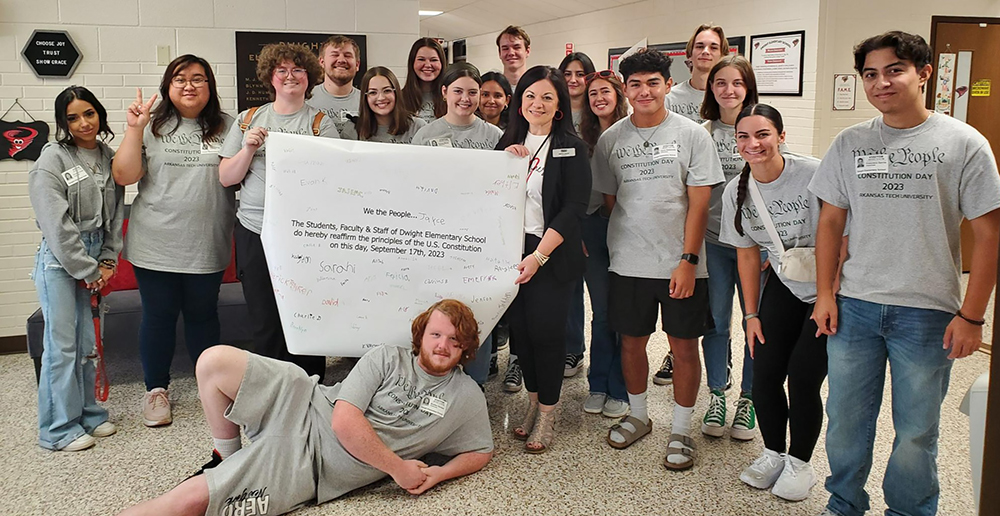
[[701, 389, 727, 437], [731, 393, 757, 441]]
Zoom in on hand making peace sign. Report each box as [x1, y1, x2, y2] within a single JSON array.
[[126, 87, 158, 130]]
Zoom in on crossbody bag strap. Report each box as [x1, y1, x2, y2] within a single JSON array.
[[747, 177, 786, 257]]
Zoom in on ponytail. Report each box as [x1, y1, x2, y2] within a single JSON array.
[[733, 163, 752, 236]]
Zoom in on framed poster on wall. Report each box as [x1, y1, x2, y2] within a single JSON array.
[[608, 36, 746, 84], [235, 31, 368, 112], [749, 30, 805, 96]]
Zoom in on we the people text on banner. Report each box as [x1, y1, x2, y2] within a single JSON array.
[[263, 133, 526, 357]]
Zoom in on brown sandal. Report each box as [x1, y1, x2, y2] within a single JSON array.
[[513, 401, 538, 441], [526, 409, 556, 454]]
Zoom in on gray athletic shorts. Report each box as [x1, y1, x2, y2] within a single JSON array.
[[205, 352, 334, 516]]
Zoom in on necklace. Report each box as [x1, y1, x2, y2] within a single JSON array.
[[631, 111, 668, 148], [877, 113, 931, 150], [525, 132, 552, 183]]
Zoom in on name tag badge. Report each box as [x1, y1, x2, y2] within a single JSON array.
[[552, 147, 576, 158], [430, 137, 453, 148], [61, 165, 87, 186], [200, 139, 222, 154], [652, 143, 679, 159], [855, 154, 889, 175], [421, 396, 449, 418]]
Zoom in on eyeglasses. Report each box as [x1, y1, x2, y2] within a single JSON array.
[[274, 68, 308, 78], [585, 70, 622, 83], [365, 87, 396, 98], [171, 76, 208, 88]]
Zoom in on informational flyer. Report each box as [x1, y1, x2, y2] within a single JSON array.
[[833, 73, 856, 111], [750, 31, 805, 96], [934, 52, 956, 115], [263, 134, 526, 357]]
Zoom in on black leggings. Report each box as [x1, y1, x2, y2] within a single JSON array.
[[753, 269, 827, 462], [508, 235, 574, 405]]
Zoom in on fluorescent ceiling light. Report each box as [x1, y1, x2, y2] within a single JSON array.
[[419, 10, 443, 16]]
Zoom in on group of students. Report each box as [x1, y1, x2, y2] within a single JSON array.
[[27, 20, 999, 516]]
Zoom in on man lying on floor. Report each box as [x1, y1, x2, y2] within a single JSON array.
[[119, 299, 494, 516]]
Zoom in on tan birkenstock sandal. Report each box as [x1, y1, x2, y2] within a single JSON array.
[[664, 433, 696, 471], [606, 415, 653, 449]]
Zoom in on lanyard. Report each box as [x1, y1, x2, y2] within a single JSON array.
[[525, 133, 552, 183]]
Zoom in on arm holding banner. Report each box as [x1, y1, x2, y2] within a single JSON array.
[[219, 127, 266, 187]]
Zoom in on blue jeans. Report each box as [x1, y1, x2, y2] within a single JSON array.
[[580, 211, 627, 400], [825, 296, 954, 516], [463, 334, 493, 386], [34, 232, 109, 450], [703, 242, 753, 393], [133, 266, 225, 391]]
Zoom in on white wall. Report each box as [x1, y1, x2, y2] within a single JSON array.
[[438, 0, 1000, 156], [814, 0, 1000, 150], [0, 0, 418, 338], [454, 0, 822, 154]]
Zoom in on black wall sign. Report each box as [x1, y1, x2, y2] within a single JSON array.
[[21, 30, 82, 78], [0, 121, 49, 161], [235, 31, 368, 112]]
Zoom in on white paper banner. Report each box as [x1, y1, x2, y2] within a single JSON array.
[[263, 134, 526, 357]]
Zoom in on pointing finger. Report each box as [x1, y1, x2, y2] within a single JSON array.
[[135, 87, 143, 104], [145, 93, 158, 110]]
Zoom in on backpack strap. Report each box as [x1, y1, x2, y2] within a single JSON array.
[[311, 111, 326, 136], [239, 106, 261, 132]]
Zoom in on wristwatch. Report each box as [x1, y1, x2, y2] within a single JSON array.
[[680, 253, 699, 265], [99, 259, 117, 271]]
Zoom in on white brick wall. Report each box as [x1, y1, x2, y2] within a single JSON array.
[[0, 0, 418, 338]]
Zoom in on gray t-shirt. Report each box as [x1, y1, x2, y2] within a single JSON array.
[[416, 91, 437, 123], [308, 85, 361, 135], [572, 109, 583, 136], [219, 103, 340, 234], [809, 113, 1000, 313], [666, 80, 706, 123], [124, 115, 236, 273], [721, 153, 822, 303], [315, 345, 493, 503], [339, 117, 427, 144], [593, 113, 724, 279], [704, 120, 745, 246], [411, 117, 503, 149]]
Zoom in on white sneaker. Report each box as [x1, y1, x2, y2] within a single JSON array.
[[92, 421, 117, 438], [739, 448, 785, 489], [61, 433, 96, 452], [771, 454, 817, 501], [601, 398, 629, 418], [583, 393, 606, 414]]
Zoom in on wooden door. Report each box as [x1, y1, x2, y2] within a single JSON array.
[[929, 18, 1000, 274]]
